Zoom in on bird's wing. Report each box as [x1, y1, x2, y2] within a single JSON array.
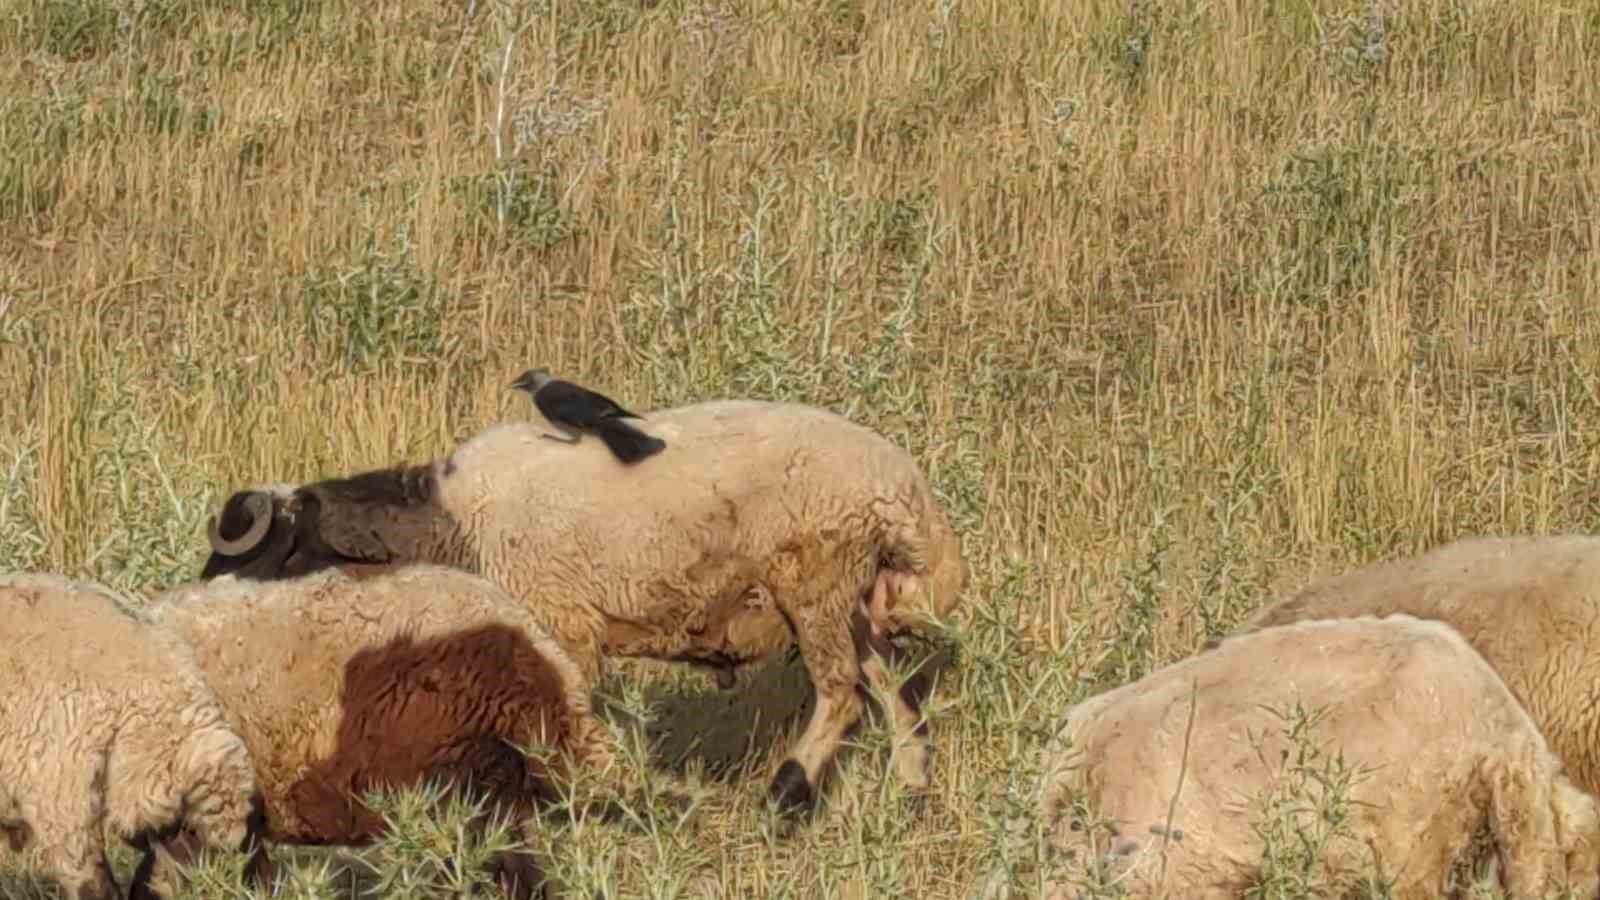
[[535, 380, 597, 425], [582, 385, 641, 419], [537, 380, 639, 424]]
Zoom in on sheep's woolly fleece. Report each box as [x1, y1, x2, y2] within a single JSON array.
[[147, 563, 611, 846], [439, 401, 963, 667], [1234, 533, 1600, 798], [0, 573, 261, 900], [202, 399, 968, 807], [1033, 615, 1600, 900], [209, 400, 967, 677]]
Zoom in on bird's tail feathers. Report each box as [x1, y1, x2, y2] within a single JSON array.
[[595, 418, 667, 464]]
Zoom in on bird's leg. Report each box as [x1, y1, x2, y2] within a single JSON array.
[[540, 424, 583, 444]]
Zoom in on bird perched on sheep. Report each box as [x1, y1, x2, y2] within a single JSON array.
[[0, 573, 273, 900], [509, 367, 666, 465], [198, 399, 968, 815], [1224, 533, 1600, 800], [1023, 615, 1600, 900], [145, 563, 613, 900]]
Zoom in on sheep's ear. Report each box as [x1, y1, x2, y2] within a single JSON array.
[[296, 491, 395, 564], [867, 574, 893, 637], [866, 571, 923, 639], [895, 571, 924, 609], [876, 570, 921, 617]]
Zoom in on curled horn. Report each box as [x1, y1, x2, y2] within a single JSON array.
[[206, 491, 275, 557]]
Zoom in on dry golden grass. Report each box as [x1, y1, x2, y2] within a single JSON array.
[[3, 0, 1599, 896]]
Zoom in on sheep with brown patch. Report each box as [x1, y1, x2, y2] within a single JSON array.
[[145, 563, 612, 900], [0, 573, 272, 900], [1025, 615, 1600, 900], [1226, 532, 1600, 800], [196, 399, 968, 814]]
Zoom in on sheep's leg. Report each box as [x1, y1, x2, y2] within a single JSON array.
[[769, 593, 865, 814], [424, 740, 549, 900], [858, 634, 932, 793], [851, 568, 938, 794]]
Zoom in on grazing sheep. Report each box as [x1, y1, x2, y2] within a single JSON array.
[[1030, 616, 1600, 900], [197, 400, 968, 813], [145, 563, 613, 900], [0, 574, 272, 900], [1227, 533, 1600, 798]]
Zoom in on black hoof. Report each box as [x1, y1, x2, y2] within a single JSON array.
[[768, 759, 814, 814], [491, 849, 546, 900]]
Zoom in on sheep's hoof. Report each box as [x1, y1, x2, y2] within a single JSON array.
[[768, 759, 814, 815], [490, 849, 547, 900]]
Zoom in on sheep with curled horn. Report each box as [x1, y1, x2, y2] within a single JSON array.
[[199, 399, 968, 816]]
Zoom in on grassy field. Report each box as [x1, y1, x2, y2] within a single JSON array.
[[2, 0, 1599, 896]]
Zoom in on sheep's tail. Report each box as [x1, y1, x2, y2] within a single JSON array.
[[593, 418, 667, 465]]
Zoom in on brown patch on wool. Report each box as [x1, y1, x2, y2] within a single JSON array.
[[276, 624, 578, 846]]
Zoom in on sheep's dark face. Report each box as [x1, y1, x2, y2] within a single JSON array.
[[201, 462, 442, 582]]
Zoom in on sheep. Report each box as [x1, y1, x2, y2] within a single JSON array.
[[144, 563, 614, 900], [1226, 532, 1600, 800], [0, 573, 272, 900], [1027, 615, 1600, 900], [196, 399, 968, 814]]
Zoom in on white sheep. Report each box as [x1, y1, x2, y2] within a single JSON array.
[[0, 573, 272, 900], [145, 563, 613, 900], [197, 399, 968, 813], [1228, 533, 1600, 798], [1029, 615, 1600, 900]]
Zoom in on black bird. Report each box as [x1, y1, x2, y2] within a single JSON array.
[[509, 367, 667, 465]]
